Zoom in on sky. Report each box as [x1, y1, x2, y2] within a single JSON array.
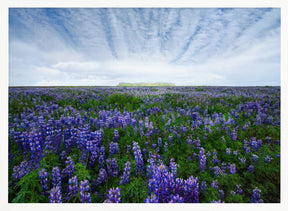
[[9, 8, 281, 86]]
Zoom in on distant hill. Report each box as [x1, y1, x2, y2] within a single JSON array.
[[117, 82, 175, 87]]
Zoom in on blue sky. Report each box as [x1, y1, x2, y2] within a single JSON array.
[[9, 8, 280, 86]]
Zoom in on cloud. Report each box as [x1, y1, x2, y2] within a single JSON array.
[[9, 8, 280, 86]]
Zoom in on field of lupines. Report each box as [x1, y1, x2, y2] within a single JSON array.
[[8, 86, 280, 203]]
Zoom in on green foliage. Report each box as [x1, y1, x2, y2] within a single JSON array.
[[74, 163, 91, 182], [12, 169, 47, 203]]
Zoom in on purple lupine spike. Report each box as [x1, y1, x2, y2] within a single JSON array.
[[226, 148, 231, 155], [251, 187, 262, 203], [238, 157, 246, 164], [66, 176, 78, 200], [211, 180, 219, 190], [236, 185, 243, 195], [106, 158, 119, 177], [147, 164, 175, 203], [132, 141, 144, 176], [49, 186, 62, 203], [229, 164, 236, 174], [96, 168, 108, 185], [219, 190, 225, 201], [120, 161, 131, 185], [12, 160, 30, 180], [168, 135, 173, 145], [169, 158, 177, 178], [145, 194, 159, 203], [252, 154, 259, 162], [164, 142, 168, 152], [62, 156, 74, 178], [126, 145, 131, 153], [158, 137, 162, 147], [169, 194, 184, 203], [104, 187, 121, 203], [79, 180, 92, 203], [39, 169, 49, 195], [211, 199, 224, 203], [182, 176, 199, 203], [52, 167, 61, 188], [264, 155, 272, 163], [230, 130, 237, 141], [200, 181, 207, 192], [248, 165, 254, 173], [114, 129, 119, 142], [199, 147, 206, 172], [146, 154, 157, 179], [109, 142, 119, 157]]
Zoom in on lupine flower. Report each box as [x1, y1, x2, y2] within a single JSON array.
[[252, 154, 259, 162], [97, 168, 108, 185], [114, 130, 119, 142], [251, 187, 262, 203], [211, 180, 219, 190], [168, 135, 173, 145], [145, 141, 149, 147], [219, 190, 225, 201], [49, 186, 62, 203], [169, 194, 184, 203], [187, 139, 192, 145], [212, 154, 220, 164], [229, 164, 236, 174], [199, 147, 206, 172], [236, 185, 243, 195], [62, 156, 74, 178], [66, 176, 78, 200], [106, 158, 119, 177], [248, 165, 254, 173], [147, 164, 175, 203], [265, 136, 272, 144], [264, 155, 272, 163], [152, 143, 157, 149], [164, 142, 168, 152], [52, 167, 61, 188], [126, 145, 131, 153], [238, 157, 246, 164], [251, 139, 258, 150], [158, 137, 162, 147], [79, 180, 92, 203], [105, 187, 121, 203], [146, 155, 157, 179], [200, 181, 207, 192], [144, 194, 159, 203], [12, 160, 30, 180], [109, 142, 119, 157], [211, 199, 224, 203], [230, 130, 237, 141], [98, 155, 105, 168], [120, 161, 131, 185], [226, 148, 231, 155], [182, 176, 199, 203], [132, 141, 144, 176], [169, 158, 177, 177], [39, 169, 49, 195], [212, 166, 226, 177]]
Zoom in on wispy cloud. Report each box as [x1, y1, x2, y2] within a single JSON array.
[[9, 8, 280, 86]]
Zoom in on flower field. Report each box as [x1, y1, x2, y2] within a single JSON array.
[[8, 86, 280, 203]]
